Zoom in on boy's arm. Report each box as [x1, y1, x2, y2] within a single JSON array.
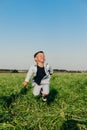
[[23, 65, 34, 87], [46, 63, 53, 75], [49, 66, 53, 75]]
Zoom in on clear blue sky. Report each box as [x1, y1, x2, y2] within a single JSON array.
[[0, 0, 87, 70]]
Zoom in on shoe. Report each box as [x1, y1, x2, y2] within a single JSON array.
[[42, 96, 47, 102]]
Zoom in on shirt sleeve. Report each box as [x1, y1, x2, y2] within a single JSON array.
[[49, 65, 53, 75], [46, 63, 53, 75], [25, 65, 34, 82]]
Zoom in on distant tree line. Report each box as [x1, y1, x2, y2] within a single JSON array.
[[0, 69, 18, 73], [53, 69, 87, 73], [0, 69, 28, 73], [0, 69, 87, 73]]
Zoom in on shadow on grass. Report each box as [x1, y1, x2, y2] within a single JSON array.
[[47, 87, 58, 105], [0, 87, 28, 108], [0, 111, 13, 123], [61, 119, 87, 130]]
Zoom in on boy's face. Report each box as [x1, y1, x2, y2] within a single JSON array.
[[34, 53, 45, 63]]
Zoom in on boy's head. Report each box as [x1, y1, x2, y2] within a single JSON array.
[[34, 51, 45, 63]]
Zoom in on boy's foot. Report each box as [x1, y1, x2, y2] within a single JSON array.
[[42, 96, 47, 102]]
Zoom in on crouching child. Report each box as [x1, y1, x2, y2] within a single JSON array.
[[23, 51, 53, 101]]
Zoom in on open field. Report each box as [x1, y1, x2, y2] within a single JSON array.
[[0, 73, 87, 130]]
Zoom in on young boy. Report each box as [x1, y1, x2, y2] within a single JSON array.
[[23, 51, 53, 101]]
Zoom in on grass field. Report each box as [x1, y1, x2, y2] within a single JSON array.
[[0, 72, 87, 130]]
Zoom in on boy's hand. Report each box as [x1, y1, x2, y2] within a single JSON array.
[[23, 81, 28, 87]]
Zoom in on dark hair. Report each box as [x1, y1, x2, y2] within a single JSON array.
[[34, 51, 44, 58]]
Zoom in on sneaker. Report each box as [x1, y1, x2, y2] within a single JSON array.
[[42, 96, 47, 102]]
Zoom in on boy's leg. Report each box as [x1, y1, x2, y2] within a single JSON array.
[[33, 83, 42, 96], [41, 84, 49, 101], [42, 84, 49, 95]]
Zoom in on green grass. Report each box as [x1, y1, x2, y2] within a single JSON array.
[[0, 73, 87, 130]]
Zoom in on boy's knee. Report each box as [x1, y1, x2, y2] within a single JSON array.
[[33, 92, 39, 96]]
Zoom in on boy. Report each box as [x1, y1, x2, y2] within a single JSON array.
[[23, 51, 53, 101]]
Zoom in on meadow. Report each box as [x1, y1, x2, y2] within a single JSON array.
[[0, 72, 87, 130]]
